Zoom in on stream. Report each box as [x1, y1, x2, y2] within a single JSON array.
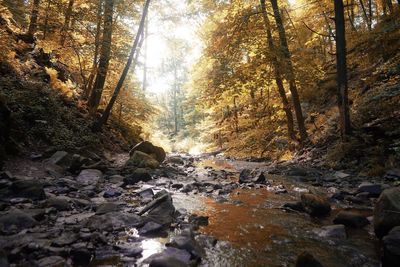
[[124, 156, 380, 267]]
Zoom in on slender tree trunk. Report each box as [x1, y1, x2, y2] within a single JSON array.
[[386, 0, 394, 13], [173, 66, 178, 134], [334, 0, 352, 139], [60, 0, 74, 46], [28, 0, 41, 37], [347, 0, 357, 31], [88, 0, 114, 112], [93, 0, 151, 131], [368, 0, 373, 27], [43, 0, 51, 40], [359, 0, 371, 30], [260, 0, 296, 141], [84, 0, 103, 99], [270, 0, 308, 143], [142, 15, 148, 94]]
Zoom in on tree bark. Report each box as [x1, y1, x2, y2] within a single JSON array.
[[28, 0, 41, 37], [93, 0, 151, 131], [359, 0, 371, 30], [334, 0, 352, 139], [43, 0, 51, 40], [60, 0, 75, 46], [269, 0, 308, 143], [88, 0, 114, 112], [142, 15, 148, 93], [260, 0, 296, 141], [84, 0, 103, 99]]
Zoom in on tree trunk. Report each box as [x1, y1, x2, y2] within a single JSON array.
[[93, 0, 151, 131], [84, 0, 103, 99], [28, 0, 41, 37], [173, 67, 178, 134], [43, 0, 51, 40], [60, 0, 75, 46], [142, 15, 148, 94], [368, 0, 373, 27], [359, 0, 371, 30], [334, 0, 352, 139], [386, 0, 394, 13], [270, 0, 308, 143], [260, 0, 296, 141], [88, 0, 114, 112]]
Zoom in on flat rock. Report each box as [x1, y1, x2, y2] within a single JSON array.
[[357, 182, 383, 198], [139, 221, 163, 235], [87, 211, 142, 231], [76, 169, 103, 185], [123, 168, 152, 185], [45, 196, 71, 211], [96, 202, 119, 215]]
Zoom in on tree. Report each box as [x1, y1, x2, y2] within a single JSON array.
[[93, 0, 151, 130], [88, 0, 114, 113], [28, 0, 41, 37], [60, 0, 75, 46], [260, 0, 296, 141], [334, 0, 352, 139], [84, 0, 103, 99], [269, 0, 308, 143]]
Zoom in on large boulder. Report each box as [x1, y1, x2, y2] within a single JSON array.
[[374, 187, 400, 238], [141, 191, 176, 226], [301, 194, 331, 217], [126, 151, 160, 169], [382, 226, 400, 267], [129, 141, 166, 163]]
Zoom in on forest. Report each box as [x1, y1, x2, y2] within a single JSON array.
[[0, 0, 400, 266]]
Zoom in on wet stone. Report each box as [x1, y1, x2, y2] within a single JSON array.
[[45, 196, 71, 211], [36, 256, 66, 267], [139, 221, 163, 236], [76, 169, 103, 186], [115, 242, 143, 257], [301, 193, 331, 217], [334, 211, 369, 228], [0, 209, 37, 234], [103, 188, 122, 198], [315, 224, 347, 240], [95, 202, 119, 215], [357, 182, 384, 198]]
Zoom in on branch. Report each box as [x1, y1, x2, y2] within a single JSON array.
[[302, 21, 332, 38]]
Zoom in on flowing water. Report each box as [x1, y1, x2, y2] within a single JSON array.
[[172, 157, 381, 267]]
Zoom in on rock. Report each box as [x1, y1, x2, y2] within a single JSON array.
[[301, 194, 331, 217], [333, 211, 369, 228], [149, 255, 187, 267], [76, 169, 102, 185], [0, 209, 37, 233], [52, 232, 78, 247], [137, 188, 154, 200], [108, 174, 124, 184], [0, 249, 9, 267], [96, 202, 119, 215], [115, 242, 143, 257], [45, 196, 71, 211], [129, 141, 166, 163], [149, 247, 192, 267], [287, 167, 308, 176], [143, 191, 176, 226], [87, 212, 142, 231], [36, 256, 66, 267], [126, 151, 160, 169], [374, 187, 400, 238], [295, 252, 324, 267], [315, 225, 347, 240], [70, 247, 92, 266], [239, 169, 252, 183], [10, 180, 46, 200], [254, 172, 269, 184], [167, 156, 185, 165], [382, 226, 400, 267], [282, 202, 305, 212], [357, 182, 383, 197], [167, 234, 204, 259], [44, 151, 70, 166], [384, 169, 400, 181], [103, 188, 121, 198], [123, 169, 152, 185], [139, 221, 163, 235], [189, 214, 209, 228], [334, 171, 351, 179]]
